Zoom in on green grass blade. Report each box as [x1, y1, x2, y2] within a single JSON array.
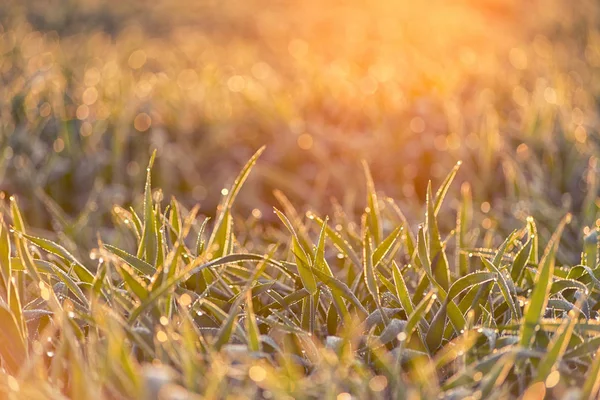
[[392, 261, 414, 316], [314, 216, 332, 275], [128, 253, 272, 323], [426, 183, 450, 290], [434, 160, 461, 215], [195, 217, 210, 256], [480, 257, 520, 322], [104, 244, 156, 277], [456, 182, 472, 277], [138, 150, 158, 265], [207, 146, 265, 256], [373, 226, 403, 268], [0, 220, 11, 302], [510, 239, 532, 284], [446, 271, 496, 302], [274, 208, 317, 295], [363, 230, 381, 308], [116, 263, 149, 301], [245, 291, 261, 352], [527, 217, 539, 265], [362, 160, 382, 244], [404, 291, 436, 345], [425, 301, 447, 352], [520, 213, 571, 347], [535, 310, 578, 383], [313, 215, 362, 269], [21, 233, 94, 284]]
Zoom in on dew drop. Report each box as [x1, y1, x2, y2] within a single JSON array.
[[46, 351, 54, 357]]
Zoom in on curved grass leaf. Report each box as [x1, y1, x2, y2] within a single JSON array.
[[274, 208, 317, 295], [20, 233, 94, 284], [520, 214, 570, 347], [207, 146, 265, 257], [104, 244, 156, 277], [392, 261, 414, 316]]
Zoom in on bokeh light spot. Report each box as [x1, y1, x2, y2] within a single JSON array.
[[297, 133, 313, 150], [134, 113, 152, 132]]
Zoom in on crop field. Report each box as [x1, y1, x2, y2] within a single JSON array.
[[1, 0, 600, 398]]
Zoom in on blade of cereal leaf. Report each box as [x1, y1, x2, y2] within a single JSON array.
[[9, 196, 25, 233], [245, 291, 261, 352], [456, 182, 472, 277], [446, 272, 496, 302], [535, 309, 579, 383], [313, 215, 362, 269], [314, 216, 332, 275], [425, 301, 447, 352], [0, 219, 11, 302], [404, 291, 436, 346], [362, 160, 382, 244], [195, 217, 210, 256], [434, 161, 461, 215], [20, 233, 94, 284], [373, 226, 403, 269], [526, 216, 539, 265], [510, 239, 532, 284], [363, 230, 381, 309], [104, 244, 156, 276], [480, 257, 520, 322], [137, 150, 158, 265], [116, 263, 149, 302], [207, 146, 265, 257], [520, 213, 571, 347], [426, 183, 450, 290], [392, 261, 414, 316], [128, 254, 272, 323], [274, 208, 317, 295]]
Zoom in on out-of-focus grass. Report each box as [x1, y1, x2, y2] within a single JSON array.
[[1, 0, 600, 398], [1, 1, 584, 236]]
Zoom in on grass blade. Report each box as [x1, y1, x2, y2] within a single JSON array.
[[520, 214, 571, 347]]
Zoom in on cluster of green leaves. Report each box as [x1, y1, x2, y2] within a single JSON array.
[[1, 149, 600, 399]]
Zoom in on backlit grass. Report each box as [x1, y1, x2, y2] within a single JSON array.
[[1, 0, 600, 398]]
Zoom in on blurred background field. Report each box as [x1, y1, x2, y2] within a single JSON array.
[[0, 0, 599, 260]]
